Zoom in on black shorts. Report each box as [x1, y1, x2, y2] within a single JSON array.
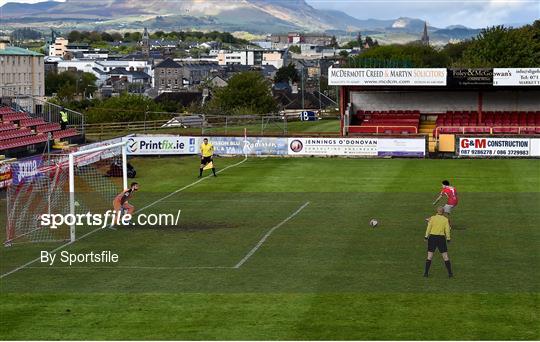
[[427, 235, 448, 253], [201, 156, 213, 165]]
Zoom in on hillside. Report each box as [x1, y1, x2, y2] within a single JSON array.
[[0, 0, 482, 42]]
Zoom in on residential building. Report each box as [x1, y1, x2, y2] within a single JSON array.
[[104, 68, 152, 94], [56, 59, 153, 88], [49, 37, 69, 57], [66, 42, 90, 54], [154, 58, 183, 92], [269, 33, 332, 46], [262, 51, 285, 69], [217, 49, 286, 68], [208, 75, 228, 88], [0, 41, 45, 97], [154, 58, 217, 93]]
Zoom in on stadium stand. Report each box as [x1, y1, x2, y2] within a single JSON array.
[[0, 105, 80, 155], [350, 110, 420, 134], [348, 109, 539, 137], [434, 110, 540, 136]]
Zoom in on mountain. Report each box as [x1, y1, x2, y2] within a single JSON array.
[[0, 0, 483, 43], [0, 0, 362, 31], [0, 1, 61, 17]]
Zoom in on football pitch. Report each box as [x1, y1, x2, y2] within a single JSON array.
[[1, 156, 539, 340]]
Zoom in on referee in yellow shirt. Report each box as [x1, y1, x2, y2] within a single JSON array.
[[424, 207, 453, 278], [199, 138, 216, 178]]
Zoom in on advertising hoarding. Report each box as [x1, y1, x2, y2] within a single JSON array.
[[212, 137, 288, 156], [493, 68, 540, 86], [447, 68, 493, 87], [123, 136, 198, 155], [459, 137, 531, 157], [377, 138, 426, 157], [328, 67, 447, 86], [0, 162, 12, 189], [287, 137, 426, 157]]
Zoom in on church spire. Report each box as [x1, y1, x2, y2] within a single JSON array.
[[421, 21, 429, 46], [142, 27, 150, 58]]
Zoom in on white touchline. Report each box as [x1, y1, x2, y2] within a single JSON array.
[[234, 201, 310, 269], [0, 157, 248, 280]]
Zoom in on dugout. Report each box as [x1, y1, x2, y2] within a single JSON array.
[[333, 68, 540, 139]]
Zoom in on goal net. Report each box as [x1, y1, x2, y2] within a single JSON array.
[[5, 142, 127, 245]]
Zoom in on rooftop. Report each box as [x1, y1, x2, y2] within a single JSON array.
[[0, 46, 43, 57], [155, 58, 182, 69]]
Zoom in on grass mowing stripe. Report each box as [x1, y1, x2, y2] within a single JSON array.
[[234, 201, 310, 268], [0, 157, 247, 280], [136, 157, 247, 213], [25, 266, 233, 270]]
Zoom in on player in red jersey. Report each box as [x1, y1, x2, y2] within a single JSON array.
[[113, 182, 139, 225], [433, 180, 458, 215]]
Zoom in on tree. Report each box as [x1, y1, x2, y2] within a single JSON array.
[[68, 30, 82, 42], [339, 50, 350, 58], [211, 72, 277, 115], [289, 45, 301, 54], [354, 43, 450, 67], [10, 28, 42, 41], [329, 35, 339, 48], [111, 32, 123, 41], [458, 23, 540, 67], [442, 40, 472, 66], [274, 63, 299, 84], [365, 36, 374, 48], [100, 32, 114, 42], [45, 71, 97, 100], [341, 40, 361, 49], [85, 93, 166, 123], [88, 31, 102, 43]]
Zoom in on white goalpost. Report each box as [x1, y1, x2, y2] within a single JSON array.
[[67, 141, 128, 242], [5, 141, 128, 245]]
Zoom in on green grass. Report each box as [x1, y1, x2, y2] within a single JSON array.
[[1, 157, 539, 340]]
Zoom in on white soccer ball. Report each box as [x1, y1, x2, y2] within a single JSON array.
[[369, 219, 378, 227]]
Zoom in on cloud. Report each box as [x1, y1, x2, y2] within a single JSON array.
[[0, 0, 64, 6], [306, 0, 539, 28]]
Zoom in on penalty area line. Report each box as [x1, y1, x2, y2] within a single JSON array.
[[0, 157, 247, 280], [234, 201, 310, 269]]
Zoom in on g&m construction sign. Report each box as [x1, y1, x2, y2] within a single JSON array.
[[459, 138, 532, 157]]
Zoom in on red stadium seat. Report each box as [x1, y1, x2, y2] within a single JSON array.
[[0, 128, 33, 141], [36, 123, 61, 133], [53, 128, 79, 140], [0, 134, 49, 151], [0, 123, 16, 132], [20, 118, 46, 127]]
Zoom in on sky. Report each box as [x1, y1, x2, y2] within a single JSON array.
[[305, 0, 539, 28], [0, 0, 538, 28]]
